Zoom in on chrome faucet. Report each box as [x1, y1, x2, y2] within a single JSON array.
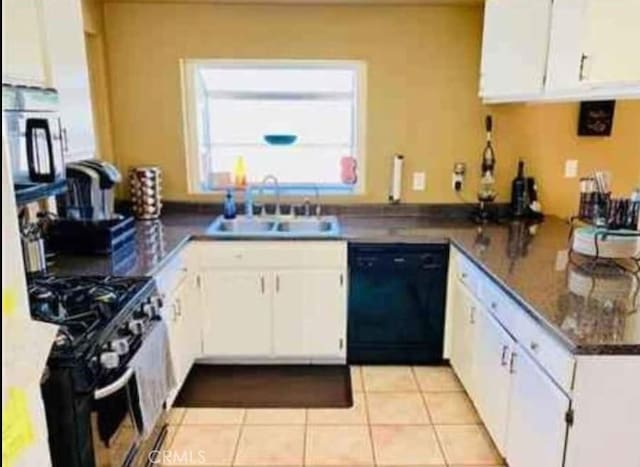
[[244, 185, 256, 217], [257, 174, 281, 216], [303, 184, 322, 217]]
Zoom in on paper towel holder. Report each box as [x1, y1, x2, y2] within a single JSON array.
[[389, 154, 404, 204]]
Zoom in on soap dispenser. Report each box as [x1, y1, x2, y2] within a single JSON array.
[[223, 189, 237, 219]]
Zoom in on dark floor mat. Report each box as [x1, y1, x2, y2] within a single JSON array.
[[173, 364, 353, 408]]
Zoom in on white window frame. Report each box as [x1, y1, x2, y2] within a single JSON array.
[[180, 58, 367, 196]]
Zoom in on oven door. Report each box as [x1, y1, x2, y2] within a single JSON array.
[[92, 368, 142, 467]]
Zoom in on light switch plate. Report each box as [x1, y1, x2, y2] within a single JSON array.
[[412, 172, 426, 191], [564, 159, 578, 178], [555, 249, 569, 271]]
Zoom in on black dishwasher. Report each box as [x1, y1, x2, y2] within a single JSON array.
[[347, 243, 449, 364]]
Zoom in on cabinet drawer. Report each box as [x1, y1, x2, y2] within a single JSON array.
[[455, 252, 483, 298], [194, 241, 347, 269], [514, 311, 575, 393], [155, 253, 188, 296], [480, 280, 518, 334]]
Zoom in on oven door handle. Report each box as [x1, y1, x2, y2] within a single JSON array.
[[94, 368, 135, 400]]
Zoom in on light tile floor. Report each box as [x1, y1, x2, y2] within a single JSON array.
[[161, 365, 504, 466]]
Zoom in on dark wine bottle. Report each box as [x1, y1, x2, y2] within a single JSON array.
[[510, 160, 527, 217]]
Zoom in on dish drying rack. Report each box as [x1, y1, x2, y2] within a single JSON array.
[[570, 173, 640, 274], [568, 215, 640, 276]]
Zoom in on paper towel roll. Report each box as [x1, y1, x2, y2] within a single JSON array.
[[389, 154, 404, 203]]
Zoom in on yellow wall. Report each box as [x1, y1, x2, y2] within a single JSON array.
[[99, 1, 640, 217], [82, 0, 116, 163], [493, 101, 640, 218]]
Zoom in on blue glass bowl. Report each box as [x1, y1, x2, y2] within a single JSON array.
[[264, 134, 298, 146]]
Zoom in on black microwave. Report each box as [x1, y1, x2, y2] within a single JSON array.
[[3, 85, 66, 185]]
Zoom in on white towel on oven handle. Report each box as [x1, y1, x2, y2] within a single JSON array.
[[129, 320, 176, 438]]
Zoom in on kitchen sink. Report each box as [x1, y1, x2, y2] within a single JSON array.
[[206, 215, 341, 237], [216, 218, 276, 233], [276, 219, 334, 233]]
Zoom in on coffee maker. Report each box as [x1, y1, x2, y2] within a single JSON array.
[[47, 160, 136, 255], [61, 159, 122, 220]]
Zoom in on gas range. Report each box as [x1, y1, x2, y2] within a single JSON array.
[[28, 275, 162, 390], [30, 275, 169, 467]]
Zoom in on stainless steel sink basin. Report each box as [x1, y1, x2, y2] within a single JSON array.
[[215, 218, 276, 233], [206, 215, 340, 237], [276, 219, 333, 233]]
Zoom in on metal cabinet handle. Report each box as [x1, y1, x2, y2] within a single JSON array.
[[579, 53, 589, 81], [500, 345, 509, 366], [260, 276, 265, 294], [275, 275, 280, 293], [509, 351, 517, 374], [61, 127, 69, 152], [530, 341, 540, 352], [172, 300, 182, 321], [491, 301, 498, 310], [469, 306, 476, 324]]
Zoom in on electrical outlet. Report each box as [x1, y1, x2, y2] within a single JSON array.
[[452, 174, 463, 191], [452, 162, 466, 191], [564, 159, 578, 178], [412, 172, 426, 191]]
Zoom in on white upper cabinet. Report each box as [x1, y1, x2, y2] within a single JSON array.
[[481, 0, 640, 102], [545, 0, 590, 94], [41, 0, 97, 160], [479, 0, 553, 100], [2, 0, 49, 86], [582, 0, 640, 86]]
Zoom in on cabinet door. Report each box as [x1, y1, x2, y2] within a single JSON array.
[[2, 0, 48, 85], [473, 306, 515, 455], [506, 345, 570, 467], [545, 0, 589, 94], [165, 285, 186, 406], [41, 0, 96, 160], [273, 270, 346, 360], [480, 0, 552, 100], [182, 273, 203, 362], [176, 274, 201, 374], [202, 270, 271, 357], [450, 282, 479, 397], [582, 0, 640, 85]]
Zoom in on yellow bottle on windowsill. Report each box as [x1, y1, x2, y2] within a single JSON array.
[[233, 156, 247, 188]]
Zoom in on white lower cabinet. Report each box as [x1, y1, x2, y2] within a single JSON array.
[[165, 272, 202, 406], [448, 246, 574, 467], [506, 345, 570, 467], [472, 306, 515, 454], [202, 270, 272, 357], [196, 241, 348, 363], [449, 282, 479, 397], [272, 270, 346, 360]]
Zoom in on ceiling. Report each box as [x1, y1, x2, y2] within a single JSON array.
[[101, 0, 483, 5]]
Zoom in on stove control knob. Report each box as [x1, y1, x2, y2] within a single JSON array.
[[128, 319, 145, 335], [110, 338, 130, 356], [100, 351, 120, 370], [141, 304, 155, 317], [151, 295, 164, 309]]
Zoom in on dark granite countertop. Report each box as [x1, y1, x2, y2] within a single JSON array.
[[50, 211, 640, 355]]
